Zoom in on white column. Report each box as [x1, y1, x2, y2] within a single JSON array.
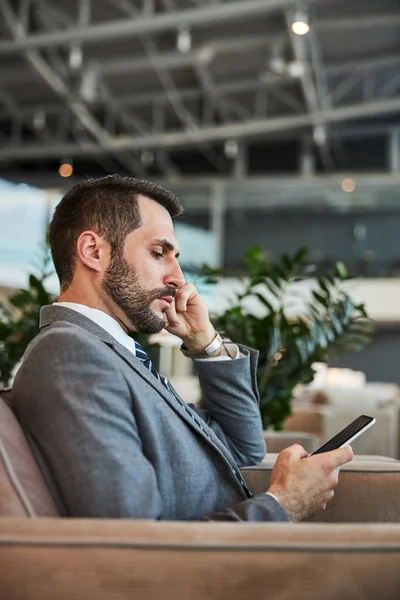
[[210, 181, 226, 268], [389, 129, 400, 172]]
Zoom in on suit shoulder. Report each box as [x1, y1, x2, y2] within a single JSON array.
[[27, 321, 99, 351], [21, 322, 114, 374]]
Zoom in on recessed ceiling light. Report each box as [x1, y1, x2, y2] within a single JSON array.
[[59, 161, 73, 178], [341, 178, 356, 193], [177, 26, 191, 53], [224, 139, 238, 159], [291, 10, 310, 35]]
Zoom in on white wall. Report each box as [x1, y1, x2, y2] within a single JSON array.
[[206, 277, 400, 323]]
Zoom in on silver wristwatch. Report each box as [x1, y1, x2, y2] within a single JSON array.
[[180, 331, 223, 359]]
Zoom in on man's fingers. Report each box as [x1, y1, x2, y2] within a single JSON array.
[[282, 444, 309, 460], [165, 302, 179, 327], [327, 445, 354, 469], [174, 282, 197, 312]]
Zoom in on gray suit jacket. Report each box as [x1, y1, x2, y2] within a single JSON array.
[[12, 305, 289, 522]]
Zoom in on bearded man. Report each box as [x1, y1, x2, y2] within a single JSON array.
[[12, 175, 352, 521]]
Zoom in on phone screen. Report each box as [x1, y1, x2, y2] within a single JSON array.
[[311, 415, 375, 456]]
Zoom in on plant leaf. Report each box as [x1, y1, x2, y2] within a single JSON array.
[[335, 261, 348, 280], [312, 291, 329, 307]]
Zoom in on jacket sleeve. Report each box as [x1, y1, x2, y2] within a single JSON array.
[[189, 346, 266, 467], [204, 493, 291, 522], [13, 327, 163, 519]]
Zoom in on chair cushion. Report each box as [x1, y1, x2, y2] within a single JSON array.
[[0, 391, 59, 517]]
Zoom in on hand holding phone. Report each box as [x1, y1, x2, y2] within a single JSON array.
[[267, 443, 353, 521], [310, 414, 376, 456]]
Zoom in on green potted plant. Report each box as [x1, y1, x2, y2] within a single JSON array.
[[0, 241, 55, 386], [204, 246, 373, 431]]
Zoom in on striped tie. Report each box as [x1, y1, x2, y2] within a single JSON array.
[[134, 341, 169, 390], [134, 342, 252, 498]]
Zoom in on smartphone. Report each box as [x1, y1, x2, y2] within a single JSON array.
[[310, 414, 376, 456]]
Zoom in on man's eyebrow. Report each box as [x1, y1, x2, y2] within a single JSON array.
[[154, 238, 180, 258]]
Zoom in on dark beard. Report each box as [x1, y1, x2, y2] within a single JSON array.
[[102, 252, 175, 334]]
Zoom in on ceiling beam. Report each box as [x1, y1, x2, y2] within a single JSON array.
[[0, 0, 108, 142], [0, 0, 147, 177], [1, 45, 399, 87], [318, 13, 400, 32], [2, 97, 400, 162], [96, 34, 285, 77], [102, 0, 225, 173], [0, 76, 298, 120], [0, 0, 325, 54]]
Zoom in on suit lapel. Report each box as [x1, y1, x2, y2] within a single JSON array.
[[108, 339, 225, 447]]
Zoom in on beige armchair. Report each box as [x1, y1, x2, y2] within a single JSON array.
[[2, 391, 400, 599]]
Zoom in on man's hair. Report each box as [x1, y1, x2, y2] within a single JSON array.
[[49, 175, 183, 291]]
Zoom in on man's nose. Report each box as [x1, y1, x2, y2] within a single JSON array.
[[164, 263, 185, 289]]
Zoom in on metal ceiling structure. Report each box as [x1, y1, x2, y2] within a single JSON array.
[[0, 0, 399, 184]]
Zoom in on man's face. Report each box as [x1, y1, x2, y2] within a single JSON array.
[[101, 196, 185, 333]]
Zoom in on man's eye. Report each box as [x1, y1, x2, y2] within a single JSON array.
[[152, 251, 164, 259]]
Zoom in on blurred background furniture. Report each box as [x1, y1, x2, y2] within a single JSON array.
[[263, 431, 321, 454], [168, 360, 400, 458], [284, 366, 400, 458]]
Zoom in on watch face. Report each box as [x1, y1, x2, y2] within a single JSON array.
[[181, 332, 225, 358], [205, 333, 223, 355]]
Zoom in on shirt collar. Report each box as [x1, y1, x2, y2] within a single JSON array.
[[54, 302, 137, 356]]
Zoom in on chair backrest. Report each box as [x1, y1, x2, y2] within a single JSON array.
[[0, 389, 59, 517]]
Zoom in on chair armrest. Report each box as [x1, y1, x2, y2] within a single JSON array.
[[241, 460, 400, 522], [2, 518, 400, 599], [264, 431, 321, 454]]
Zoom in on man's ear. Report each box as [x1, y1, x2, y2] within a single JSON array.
[[76, 231, 109, 273]]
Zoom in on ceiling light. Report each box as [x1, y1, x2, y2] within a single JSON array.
[[59, 160, 73, 178], [69, 45, 83, 70], [224, 139, 238, 159], [291, 9, 310, 36], [269, 56, 286, 75], [177, 26, 191, 53], [342, 178, 356, 193], [287, 60, 305, 78], [80, 69, 98, 102], [313, 124, 326, 146]]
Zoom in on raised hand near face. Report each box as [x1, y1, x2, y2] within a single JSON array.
[[163, 282, 217, 352]]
